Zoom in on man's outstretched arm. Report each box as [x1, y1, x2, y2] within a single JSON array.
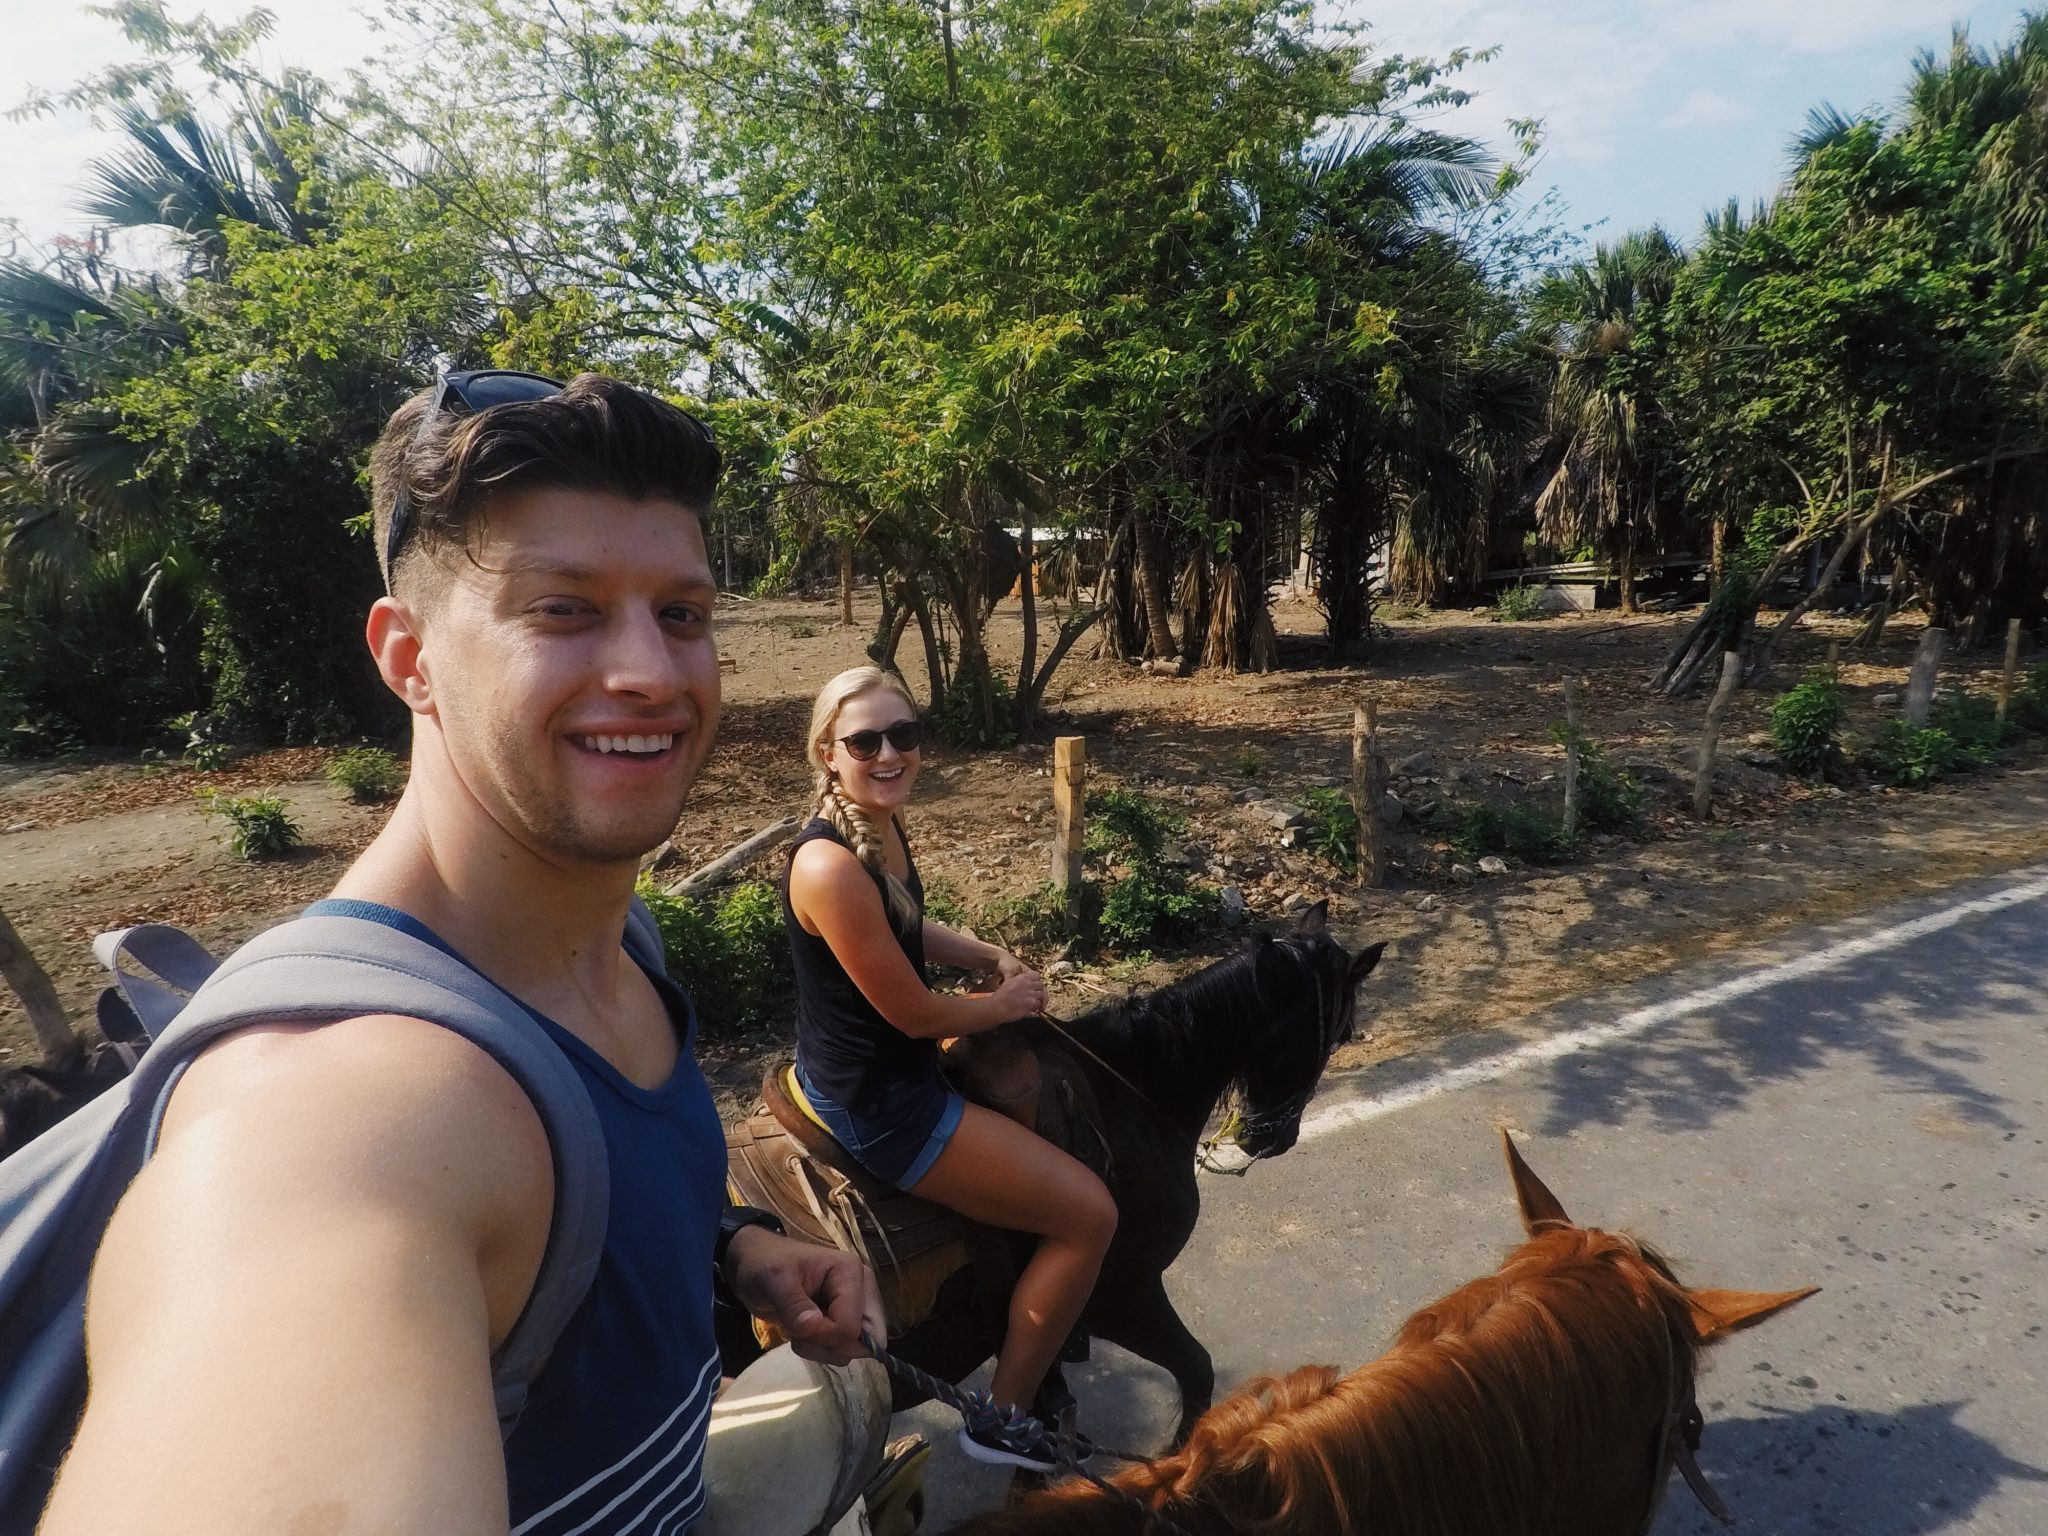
[[41, 1014, 554, 1536]]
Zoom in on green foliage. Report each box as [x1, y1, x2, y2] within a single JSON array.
[[635, 877, 793, 1038], [1448, 800, 1575, 865], [1084, 786, 1174, 861], [920, 878, 969, 929], [1098, 865, 1220, 952], [1862, 721, 1968, 787], [1491, 585, 1547, 623], [325, 746, 407, 803], [200, 790, 302, 859], [1302, 786, 1361, 875], [1928, 688, 2010, 762], [1552, 725, 1646, 834], [1237, 751, 1262, 779], [1769, 670, 1848, 777], [933, 667, 1017, 750], [978, 881, 1098, 952], [785, 619, 820, 639], [2008, 662, 2048, 735]]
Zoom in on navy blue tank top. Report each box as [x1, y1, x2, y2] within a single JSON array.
[[305, 899, 724, 1536], [780, 817, 939, 1109]]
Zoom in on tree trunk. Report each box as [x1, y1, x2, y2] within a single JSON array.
[[839, 539, 855, 626], [1015, 506, 1039, 739], [900, 582, 947, 710], [0, 905, 80, 1065], [1131, 505, 1179, 661]]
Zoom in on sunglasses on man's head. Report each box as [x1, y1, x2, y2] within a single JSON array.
[[383, 370, 567, 580], [837, 720, 924, 760]]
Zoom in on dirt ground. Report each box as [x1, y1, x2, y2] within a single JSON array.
[[5, 589, 2044, 1110]]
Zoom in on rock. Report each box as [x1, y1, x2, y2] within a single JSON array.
[[1378, 791, 1405, 827], [1280, 827, 1300, 848], [1219, 886, 1249, 926], [1622, 759, 1678, 784], [1412, 799, 1440, 820], [1397, 750, 1435, 777], [1448, 764, 1475, 784], [1738, 750, 1782, 771], [2, 821, 35, 835], [1045, 959, 1078, 978], [1450, 863, 1476, 884], [1478, 855, 1509, 876], [1744, 732, 1773, 749], [1159, 841, 1191, 867], [1233, 785, 1264, 803], [1280, 891, 1310, 915], [1254, 801, 1307, 829], [1181, 842, 1208, 866], [1873, 691, 1902, 710], [1416, 894, 1440, 913]]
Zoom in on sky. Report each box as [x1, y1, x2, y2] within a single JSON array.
[[0, 0, 2038, 262]]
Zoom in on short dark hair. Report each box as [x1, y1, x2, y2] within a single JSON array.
[[366, 372, 722, 601]]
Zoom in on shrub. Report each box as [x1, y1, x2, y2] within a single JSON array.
[[1448, 800, 1574, 865], [1098, 864, 1219, 951], [1237, 750, 1261, 779], [1491, 584, 1547, 623], [921, 878, 970, 928], [980, 880, 1100, 950], [1768, 671, 1847, 778], [1302, 786, 1360, 874], [201, 790, 303, 859], [2009, 661, 2048, 735], [636, 877, 793, 1038], [170, 712, 234, 772], [1085, 785, 1173, 860], [1862, 721, 1965, 787], [786, 619, 819, 639], [1551, 724, 1645, 835], [1929, 688, 2009, 761], [933, 666, 1017, 748], [325, 745, 407, 803]]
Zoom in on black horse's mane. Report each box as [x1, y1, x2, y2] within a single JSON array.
[[1064, 930, 1320, 1064]]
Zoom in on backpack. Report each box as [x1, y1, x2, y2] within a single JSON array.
[[0, 902, 663, 1533]]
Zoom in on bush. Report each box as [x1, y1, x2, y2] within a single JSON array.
[[1237, 751, 1262, 779], [786, 619, 819, 639], [1448, 800, 1574, 865], [169, 712, 233, 772], [980, 880, 1100, 950], [1098, 865, 1219, 951], [1862, 721, 1965, 787], [1085, 785, 1173, 860], [1552, 724, 1645, 835], [201, 790, 303, 859], [1769, 670, 1847, 778], [2009, 661, 2048, 735], [933, 665, 1017, 749], [325, 746, 407, 802], [921, 878, 970, 928], [1302, 786, 1360, 874], [636, 877, 793, 1038], [1491, 584, 1547, 623], [1929, 688, 2009, 762]]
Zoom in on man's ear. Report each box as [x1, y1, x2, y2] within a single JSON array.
[[366, 597, 434, 717]]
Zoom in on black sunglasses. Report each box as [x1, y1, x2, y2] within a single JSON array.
[[382, 369, 567, 581], [837, 720, 924, 760]]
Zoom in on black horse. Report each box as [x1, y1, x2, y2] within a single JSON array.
[[842, 901, 1382, 1446]]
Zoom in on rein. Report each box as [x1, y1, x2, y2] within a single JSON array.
[[1038, 1012, 1180, 1129]]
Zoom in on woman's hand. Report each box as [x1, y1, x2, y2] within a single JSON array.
[[988, 964, 1047, 1021]]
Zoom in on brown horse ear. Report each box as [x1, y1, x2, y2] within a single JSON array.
[[1350, 941, 1385, 981], [1501, 1130, 1574, 1233], [1684, 1285, 1819, 1342], [1298, 899, 1330, 934]]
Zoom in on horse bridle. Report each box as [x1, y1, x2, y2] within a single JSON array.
[[1641, 1318, 1733, 1532]]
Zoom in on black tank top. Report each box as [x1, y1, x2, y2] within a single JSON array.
[[782, 816, 938, 1109]]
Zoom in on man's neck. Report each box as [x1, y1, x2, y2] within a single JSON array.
[[331, 781, 643, 1017]]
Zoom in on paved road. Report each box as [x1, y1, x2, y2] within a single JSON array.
[[909, 865, 2048, 1532]]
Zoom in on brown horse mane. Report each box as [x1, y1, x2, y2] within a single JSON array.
[[948, 1226, 1702, 1536]]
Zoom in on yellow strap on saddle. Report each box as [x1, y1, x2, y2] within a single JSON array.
[[784, 1065, 832, 1133]]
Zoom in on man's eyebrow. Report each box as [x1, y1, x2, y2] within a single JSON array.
[[499, 557, 602, 582]]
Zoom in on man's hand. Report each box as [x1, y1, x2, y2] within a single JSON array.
[[724, 1227, 886, 1366], [991, 949, 1031, 984]]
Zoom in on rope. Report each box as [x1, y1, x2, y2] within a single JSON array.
[[859, 1331, 1194, 1536]]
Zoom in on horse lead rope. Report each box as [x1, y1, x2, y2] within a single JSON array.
[[859, 1332, 1195, 1536]]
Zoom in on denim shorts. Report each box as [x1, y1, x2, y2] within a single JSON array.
[[794, 1062, 966, 1191]]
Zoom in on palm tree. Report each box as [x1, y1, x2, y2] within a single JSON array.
[[1531, 228, 1688, 614]]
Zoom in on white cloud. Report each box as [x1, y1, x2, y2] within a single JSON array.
[[1661, 89, 1746, 131]]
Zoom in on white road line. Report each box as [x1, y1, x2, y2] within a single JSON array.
[[1297, 863, 2048, 1145]]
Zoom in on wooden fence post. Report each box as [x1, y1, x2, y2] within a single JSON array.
[[1996, 617, 2023, 724], [1051, 736, 1087, 930], [0, 904, 79, 1065], [1904, 626, 1948, 726], [1350, 704, 1386, 888], [1561, 678, 1583, 842], [1693, 651, 1744, 820]]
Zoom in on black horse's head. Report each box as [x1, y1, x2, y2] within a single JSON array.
[[1231, 901, 1384, 1159]]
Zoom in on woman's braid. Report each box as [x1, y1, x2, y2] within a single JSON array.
[[819, 775, 921, 932]]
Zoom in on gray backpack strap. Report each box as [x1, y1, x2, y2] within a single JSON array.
[[623, 896, 665, 975], [137, 915, 611, 1433], [91, 926, 223, 1042]]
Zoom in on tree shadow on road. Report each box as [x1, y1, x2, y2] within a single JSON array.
[[1652, 1400, 2048, 1534], [1533, 900, 2032, 1140]]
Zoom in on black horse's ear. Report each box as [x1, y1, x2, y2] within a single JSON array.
[[1350, 941, 1385, 982], [1298, 900, 1329, 934]]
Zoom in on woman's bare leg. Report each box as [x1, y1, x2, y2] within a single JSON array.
[[908, 1102, 1116, 1410]]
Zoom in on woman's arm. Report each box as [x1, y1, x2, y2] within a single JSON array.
[[922, 919, 1019, 977], [789, 840, 1044, 1039]]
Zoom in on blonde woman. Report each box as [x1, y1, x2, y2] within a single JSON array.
[[782, 666, 1118, 1471]]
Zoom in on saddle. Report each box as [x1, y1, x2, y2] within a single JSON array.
[[723, 1025, 1113, 1336]]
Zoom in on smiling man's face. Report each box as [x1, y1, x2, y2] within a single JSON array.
[[415, 485, 722, 865]]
